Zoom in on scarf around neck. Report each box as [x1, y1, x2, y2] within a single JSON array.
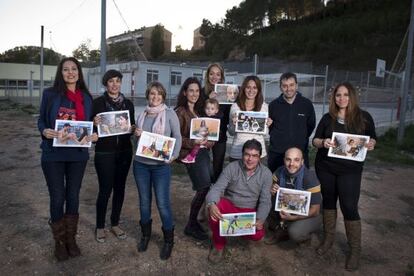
[[66, 89, 85, 121], [104, 91, 125, 111], [137, 104, 167, 135], [279, 165, 305, 191]]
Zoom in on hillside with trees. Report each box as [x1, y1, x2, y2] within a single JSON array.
[[172, 0, 410, 70]]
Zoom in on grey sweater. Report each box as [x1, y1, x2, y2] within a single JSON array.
[[134, 108, 182, 165], [206, 160, 273, 221]]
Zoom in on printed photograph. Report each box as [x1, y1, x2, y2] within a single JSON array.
[[53, 120, 93, 148], [275, 188, 311, 216], [235, 111, 268, 134], [328, 132, 370, 162], [97, 110, 131, 137], [189, 118, 220, 141], [214, 84, 239, 104], [136, 131, 176, 162], [219, 212, 256, 237]]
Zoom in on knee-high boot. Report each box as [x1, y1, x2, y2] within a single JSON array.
[[64, 214, 81, 257], [316, 209, 337, 255], [138, 219, 152, 252], [49, 219, 69, 261], [160, 227, 174, 260], [344, 220, 361, 271]]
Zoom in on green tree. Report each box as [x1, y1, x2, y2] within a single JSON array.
[[0, 46, 63, 65], [150, 24, 165, 59], [72, 39, 100, 65]]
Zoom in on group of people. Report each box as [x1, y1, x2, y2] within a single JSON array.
[[38, 58, 376, 271]]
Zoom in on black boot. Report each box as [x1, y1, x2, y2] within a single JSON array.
[[138, 220, 152, 252], [49, 219, 69, 261], [160, 227, 174, 260], [64, 214, 81, 257]]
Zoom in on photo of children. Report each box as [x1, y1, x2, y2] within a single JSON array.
[[96, 110, 131, 137], [189, 118, 220, 142], [328, 132, 370, 162], [53, 120, 94, 148], [214, 84, 239, 104], [136, 131, 176, 162], [219, 212, 256, 237], [235, 111, 268, 134], [275, 188, 311, 216]]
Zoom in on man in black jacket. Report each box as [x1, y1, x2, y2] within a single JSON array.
[[267, 72, 316, 173]]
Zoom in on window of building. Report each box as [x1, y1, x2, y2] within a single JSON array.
[[193, 73, 203, 83], [170, 71, 182, 86], [146, 69, 159, 84]]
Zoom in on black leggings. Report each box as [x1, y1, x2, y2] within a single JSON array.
[[316, 167, 362, 220], [211, 141, 227, 182], [187, 187, 209, 227]]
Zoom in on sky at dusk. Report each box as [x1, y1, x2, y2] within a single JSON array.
[[0, 0, 243, 56]]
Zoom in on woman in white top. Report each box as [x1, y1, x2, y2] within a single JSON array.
[[228, 75, 272, 160]]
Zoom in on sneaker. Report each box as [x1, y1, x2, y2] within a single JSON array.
[[95, 228, 106, 243], [208, 246, 225, 264], [181, 155, 195, 164], [184, 225, 208, 241], [264, 225, 289, 245]]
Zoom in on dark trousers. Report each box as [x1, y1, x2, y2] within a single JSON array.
[[41, 160, 87, 222], [316, 167, 362, 220], [211, 141, 227, 182], [185, 148, 213, 191], [95, 150, 132, 228]]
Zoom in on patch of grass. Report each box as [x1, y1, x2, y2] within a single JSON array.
[[367, 125, 414, 166]]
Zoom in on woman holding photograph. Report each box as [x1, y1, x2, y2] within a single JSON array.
[[91, 69, 135, 243], [228, 75, 272, 161], [176, 77, 215, 241], [201, 63, 228, 182], [38, 57, 97, 261], [133, 81, 181, 260], [312, 82, 376, 271]]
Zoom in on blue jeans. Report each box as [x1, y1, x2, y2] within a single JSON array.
[[41, 161, 87, 222], [133, 161, 174, 230]]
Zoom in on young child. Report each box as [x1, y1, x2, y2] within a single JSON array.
[[181, 98, 221, 163]]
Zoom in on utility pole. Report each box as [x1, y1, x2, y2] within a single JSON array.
[[40, 25, 44, 103], [100, 0, 107, 92], [397, 0, 414, 143]]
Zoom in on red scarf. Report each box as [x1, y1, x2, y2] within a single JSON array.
[[66, 89, 85, 121]]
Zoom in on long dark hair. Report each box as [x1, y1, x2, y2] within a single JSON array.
[[53, 57, 91, 97], [236, 75, 263, 111], [329, 82, 365, 133], [175, 77, 204, 114]]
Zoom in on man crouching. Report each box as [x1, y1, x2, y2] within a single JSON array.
[[265, 147, 322, 245], [206, 139, 273, 263]]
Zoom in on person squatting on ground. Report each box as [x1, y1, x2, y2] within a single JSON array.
[[228, 75, 272, 161], [206, 139, 273, 264], [92, 69, 135, 243], [175, 77, 215, 241], [133, 81, 182, 260], [265, 147, 322, 245], [267, 72, 316, 172], [38, 57, 97, 261], [201, 63, 229, 182], [312, 82, 376, 271], [181, 98, 221, 164]]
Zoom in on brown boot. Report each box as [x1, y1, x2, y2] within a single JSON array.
[[344, 220, 361, 271], [64, 214, 81, 257], [316, 209, 337, 255], [49, 219, 69, 261]]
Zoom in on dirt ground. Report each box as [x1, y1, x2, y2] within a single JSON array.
[[0, 101, 413, 275]]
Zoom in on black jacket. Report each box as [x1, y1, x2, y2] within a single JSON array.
[[92, 95, 135, 153], [268, 92, 316, 153]]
